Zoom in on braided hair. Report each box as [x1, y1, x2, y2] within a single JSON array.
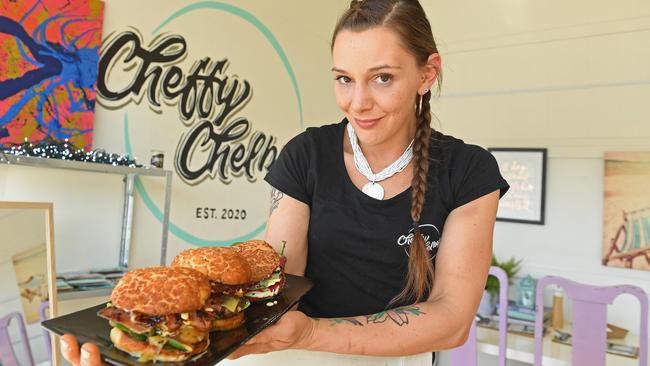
[[332, 0, 441, 305]]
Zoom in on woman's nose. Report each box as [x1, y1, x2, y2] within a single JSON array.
[[349, 84, 373, 113]]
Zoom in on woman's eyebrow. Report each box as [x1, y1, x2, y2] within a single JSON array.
[[368, 64, 401, 72], [331, 65, 402, 73]]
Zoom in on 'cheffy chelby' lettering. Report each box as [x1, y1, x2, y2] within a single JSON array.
[[97, 31, 277, 185]]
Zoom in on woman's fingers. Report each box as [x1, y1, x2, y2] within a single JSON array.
[[80, 342, 105, 366], [60, 334, 81, 365], [59, 334, 106, 366], [227, 343, 272, 360]]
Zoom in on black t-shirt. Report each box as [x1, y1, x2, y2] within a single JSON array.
[[264, 119, 509, 318]]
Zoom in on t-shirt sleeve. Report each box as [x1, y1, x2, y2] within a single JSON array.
[[450, 144, 509, 209], [264, 131, 313, 205]]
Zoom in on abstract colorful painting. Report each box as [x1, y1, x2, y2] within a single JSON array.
[[0, 0, 104, 149], [602, 152, 650, 271]]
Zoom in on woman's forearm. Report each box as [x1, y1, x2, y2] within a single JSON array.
[[299, 299, 470, 357]]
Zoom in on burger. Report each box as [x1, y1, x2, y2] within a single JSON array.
[[232, 240, 286, 302], [172, 247, 252, 331], [97, 266, 212, 362]]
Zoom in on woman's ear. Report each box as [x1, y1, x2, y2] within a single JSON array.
[[420, 53, 441, 93]]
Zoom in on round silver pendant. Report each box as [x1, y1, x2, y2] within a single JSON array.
[[362, 182, 384, 200]]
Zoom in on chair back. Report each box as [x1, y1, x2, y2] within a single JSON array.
[[533, 276, 649, 366], [0, 312, 35, 366], [449, 266, 509, 366], [39, 300, 52, 361]]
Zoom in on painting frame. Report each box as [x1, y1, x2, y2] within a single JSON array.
[[488, 148, 547, 225]]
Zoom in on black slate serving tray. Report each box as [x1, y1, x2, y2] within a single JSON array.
[[43, 274, 314, 365]]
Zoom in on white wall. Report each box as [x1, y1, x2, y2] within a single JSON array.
[[1, 165, 125, 272], [424, 0, 650, 347]]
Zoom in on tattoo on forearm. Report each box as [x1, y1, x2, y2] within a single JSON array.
[[328, 306, 425, 327], [366, 306, 425, 326], [329, 318, 363, 326], [270, 188, 284, 214]]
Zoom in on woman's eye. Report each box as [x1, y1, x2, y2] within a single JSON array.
[[375, 74, 393, 84], [335, 75, 352, 84]]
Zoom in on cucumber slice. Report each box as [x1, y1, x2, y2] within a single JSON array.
[[166, 338, 192, 352], [113, 323, 147, 342], [239, 297, 251, 311]]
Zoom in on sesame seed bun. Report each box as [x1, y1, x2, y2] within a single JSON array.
[[232, 240, 280, 283], [212, 311, 246, 331], [110, 267, 211, 316], [171, 247, 252, 285], [110, 328, 209, 362]]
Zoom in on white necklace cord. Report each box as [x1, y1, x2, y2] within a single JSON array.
[[346, 123, 414, 199]]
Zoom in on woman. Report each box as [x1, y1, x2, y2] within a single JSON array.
[[61, 1, 508, 365]]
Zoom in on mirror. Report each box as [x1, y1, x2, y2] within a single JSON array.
[[0, 201, 58, 366]]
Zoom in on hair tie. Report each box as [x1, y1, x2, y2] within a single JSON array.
[[412, 221, 420, 232]]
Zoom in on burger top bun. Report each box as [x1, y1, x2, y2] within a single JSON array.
[[111, 266, 211, 316], [232, 240, 280, 283], [172, 247, 252, 285]]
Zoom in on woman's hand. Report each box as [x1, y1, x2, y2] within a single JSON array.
[[60, 334, 108, 366], [227, 310, 317, 360]]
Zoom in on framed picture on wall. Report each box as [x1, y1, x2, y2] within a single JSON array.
[[488, 148, 547, 225], [602, 151, 650, 271]]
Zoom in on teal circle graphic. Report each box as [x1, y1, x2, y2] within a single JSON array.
[[123, 1, 303, 246]]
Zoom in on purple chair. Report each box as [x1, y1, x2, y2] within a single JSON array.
[[449, 266, 509, 366], [0, 312, 35, 366], [534, 276, 649, 366], [39, 301, 52, 361]]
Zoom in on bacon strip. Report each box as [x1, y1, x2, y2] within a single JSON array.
[[186, 311, 213, 332], [211, 282, 248, 296], [98, 307, 189, 334], [158, 314, 183, 333], [98, 306, 152, 334]]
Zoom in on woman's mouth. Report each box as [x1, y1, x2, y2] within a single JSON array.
[[354, 117, 382, 129]]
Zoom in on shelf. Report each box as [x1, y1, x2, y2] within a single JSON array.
[[1, 152, 173, 268], [58, 287, 113, 301], [476, 325, 643, 366], [0, 153, 169, 177]]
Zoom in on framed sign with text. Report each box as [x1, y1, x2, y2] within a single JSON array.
[[488, 148, 547, 225]]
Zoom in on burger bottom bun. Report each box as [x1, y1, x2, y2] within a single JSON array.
[[110, 327, 209, 362], [212, 311, 246, 331]]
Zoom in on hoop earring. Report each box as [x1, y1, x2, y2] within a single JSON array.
[[418, 89, 429, 115]]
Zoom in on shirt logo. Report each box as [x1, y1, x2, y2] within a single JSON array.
[[396, 224, 440, 257]]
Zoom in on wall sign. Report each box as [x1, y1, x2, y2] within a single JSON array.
[[96, 1, 303, 247], [489, 148, 547, 225]]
